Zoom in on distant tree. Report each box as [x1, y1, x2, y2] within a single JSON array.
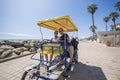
[[115, 1, 120, 12], [109, 12, 119, 31], [87, 4, 98, 40], [109, 12, 119, 46], [110, 25, 115, 31], [89, 25, 97, 33], [103, 16, 110, 31], [116, 27, 120, 31], [116, 23, 120, 31], [89, 25, 97, 40]]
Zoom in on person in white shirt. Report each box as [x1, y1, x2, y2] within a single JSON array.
[[45, 31, 60, 65], [51, 31, 60, 43]]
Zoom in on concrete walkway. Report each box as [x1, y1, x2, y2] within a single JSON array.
[[0, 41, 120, 80], [70, 41, 120, 80]]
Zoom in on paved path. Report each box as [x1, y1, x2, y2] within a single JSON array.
[[70, 41, 120, 80], [0, 41, 120, 80]]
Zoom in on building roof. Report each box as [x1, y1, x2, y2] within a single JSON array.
[[116, 23, 120, 26], [96, 31, 120, 36]]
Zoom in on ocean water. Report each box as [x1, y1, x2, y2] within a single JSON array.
[[0, 39, 41, 43]]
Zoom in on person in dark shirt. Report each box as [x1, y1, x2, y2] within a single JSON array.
[[60, 33, 69, 42], [71, 37, 79, 50], [59, 28, 74, 64]]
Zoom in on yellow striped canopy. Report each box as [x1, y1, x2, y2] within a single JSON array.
[[37, 15, 78, 32]]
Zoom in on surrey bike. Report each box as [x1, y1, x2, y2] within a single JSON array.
[[21, 15, 78, 80]]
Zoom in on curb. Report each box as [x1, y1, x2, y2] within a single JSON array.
[[0, 52, 34, 63]]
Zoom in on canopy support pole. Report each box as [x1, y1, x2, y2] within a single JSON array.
[[39, 26, 43, 41]]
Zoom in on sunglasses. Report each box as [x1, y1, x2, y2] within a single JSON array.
[[55, 33, 58, 34], [59, 30, 63, 32]]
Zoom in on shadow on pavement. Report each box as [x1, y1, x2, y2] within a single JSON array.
[[69, 62, 107, 80]]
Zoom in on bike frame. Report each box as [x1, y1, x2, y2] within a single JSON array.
[[22, 15, 78, 80]]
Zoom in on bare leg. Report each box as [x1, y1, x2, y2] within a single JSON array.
[[69, 46, 74, 63], [45, 54, 48, 62], [50, 54, 53, 61]]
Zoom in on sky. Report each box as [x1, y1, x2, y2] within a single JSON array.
[[0, 0, 120, 39]]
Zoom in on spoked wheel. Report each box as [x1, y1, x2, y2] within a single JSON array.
[[21, 68, 39, 80]]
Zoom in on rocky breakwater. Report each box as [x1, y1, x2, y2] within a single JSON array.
[[0, 40, 40, 59]]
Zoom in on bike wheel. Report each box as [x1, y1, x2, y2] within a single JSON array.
[[21, 68, 39, 80]]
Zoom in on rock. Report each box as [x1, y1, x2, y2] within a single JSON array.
[[0, 41, 5, 45], [24, 43, 32, 49], [23, 40, 28, 44], [11, 52, 18, 57], [13, 49, 21, 55], [3, 40, 24, 48], [29, 48, 34, 52], [21, 47, 28, 51], [0, 50, 13, 59], [13, 48, 22, 55], [21, 51, 31, 55], [29, 41, 34, 47], [0, 45, 14, 50], [0, 49, 4, 55], [13, 47, 28, 55]]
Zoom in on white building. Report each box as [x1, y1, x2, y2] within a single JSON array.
[[96, 31, 120, 46], [116, 23, 120, 29]]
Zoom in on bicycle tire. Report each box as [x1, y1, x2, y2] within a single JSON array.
[[21, 68, 39, 80]]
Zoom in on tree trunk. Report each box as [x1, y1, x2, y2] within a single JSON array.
[[113, 20, 117, 46], [92, 13, 95, 41], [106, 22, 107, 31], [113, 21, 116, 31], [92, 14, 95, 27]]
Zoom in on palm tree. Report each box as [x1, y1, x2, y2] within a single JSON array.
[[103, 16, 110, 31], [110, 24, 120, 31], [109, 12, 119, 46], [90, 25, 97, 33], [109, 12, 119, 31], [89, 25, 97, 41], [110, 24, 115, 31], [87, 4, 98, 40], [115, 1, 120, 12]]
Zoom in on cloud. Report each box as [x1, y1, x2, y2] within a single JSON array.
[[0, 32, 39, 38]]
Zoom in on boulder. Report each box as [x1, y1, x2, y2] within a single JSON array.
[[21, 47, 28, 51], [0, 50, 13, 59], [13, 48, 22, 55], [11, 52, 18, 57], [13, 47, 28, 55], [24, 43, 32, 49], [13, 49, 21, 55], [3, 40, 24, 48], [0, 49, 4, 55], [10, 42, 24, 48], [0, 45, 14, 50], [22, 51, 31, 55], [29, 48, 34, 52]]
